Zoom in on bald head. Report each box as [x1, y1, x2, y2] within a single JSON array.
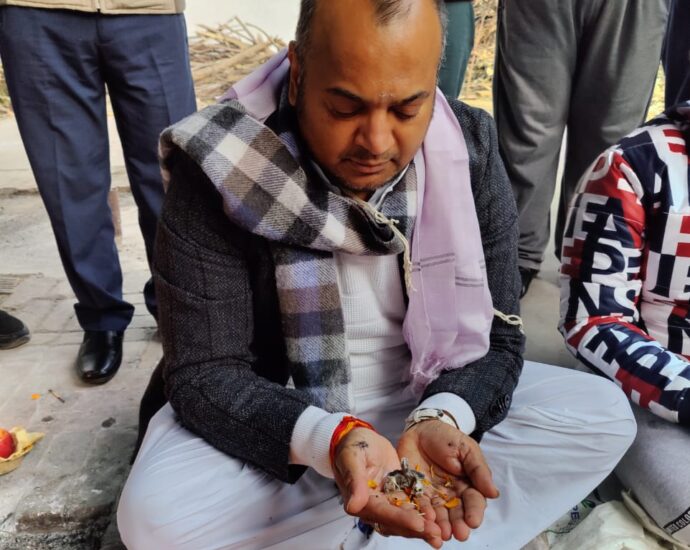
[[295, 0, 448, 62]]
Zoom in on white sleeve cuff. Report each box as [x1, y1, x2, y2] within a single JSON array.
[[417, 393, 477, 435], [289, 406, 348, 478]]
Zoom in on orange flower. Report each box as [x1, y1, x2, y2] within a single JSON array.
[[444, 498, 460, 509]]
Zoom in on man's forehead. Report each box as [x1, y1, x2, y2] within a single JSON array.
[[303, 3, 441, 102], [306, 0, 442, 72], [310, 45, 438, 105]]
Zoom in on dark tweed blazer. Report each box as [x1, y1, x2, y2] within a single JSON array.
[[137, 99, 525, 483]]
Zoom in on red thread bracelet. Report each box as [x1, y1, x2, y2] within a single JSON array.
[[329, 416, 376, 468]]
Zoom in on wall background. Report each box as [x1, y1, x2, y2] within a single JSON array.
[[185, 1, 300, 42]]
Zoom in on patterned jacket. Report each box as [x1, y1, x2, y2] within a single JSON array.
[[560, 103, 690, 425]]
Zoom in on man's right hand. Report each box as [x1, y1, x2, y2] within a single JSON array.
[[332, 427, 444, 548]]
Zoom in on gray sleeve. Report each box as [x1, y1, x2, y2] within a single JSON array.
[[421, 101, 524, 439], [155, 152, 312, 483]]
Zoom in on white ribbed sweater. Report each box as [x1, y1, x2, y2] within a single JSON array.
[[289, 252, 476, 478]]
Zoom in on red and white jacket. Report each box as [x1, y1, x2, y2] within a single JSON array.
[[560, 102, 690, 425]]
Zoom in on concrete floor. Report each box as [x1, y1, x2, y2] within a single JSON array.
[[0, 123, 159, 547], [521, 245, 579, 370]]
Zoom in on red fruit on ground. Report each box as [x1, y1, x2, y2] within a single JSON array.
[[0, 429, 15, 459]]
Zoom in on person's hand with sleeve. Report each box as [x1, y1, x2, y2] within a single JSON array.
[[397, 414, 499, 543], [332, 420, 445, 548]]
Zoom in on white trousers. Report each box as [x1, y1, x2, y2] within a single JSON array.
[[117, 362, 636, 550]]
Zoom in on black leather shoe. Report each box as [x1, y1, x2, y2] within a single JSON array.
[[76, 330, 124, 385], [0, 309, 30, 350], [519, 267, 538, 298]]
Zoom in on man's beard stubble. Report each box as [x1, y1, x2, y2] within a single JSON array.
[[327, 166, 406, 198]]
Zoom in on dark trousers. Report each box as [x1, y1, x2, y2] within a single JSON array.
[[0, 6, 196, 331], [494, 0, 668, 271], [663, 0, 690, 107]]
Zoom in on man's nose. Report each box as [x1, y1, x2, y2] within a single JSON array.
[[356, 110, 395, 157]]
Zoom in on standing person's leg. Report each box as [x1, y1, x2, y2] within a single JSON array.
[[438, 1, 474, 99], [615, 406, 690, 545], [663, 0, 690, 107], [493, 0, 575, 287], [557, 0, 669, 256], [98, 13, 196, 319], [0, 8, 133, 332]]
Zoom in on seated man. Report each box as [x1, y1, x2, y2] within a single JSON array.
[[560, 97, 690, 544], [118, 1, 635, 548]]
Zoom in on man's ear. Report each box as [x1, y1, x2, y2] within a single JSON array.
[[287, 41, 300, 107]]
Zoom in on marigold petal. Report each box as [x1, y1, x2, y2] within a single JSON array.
[[444, 497, 460, 509]]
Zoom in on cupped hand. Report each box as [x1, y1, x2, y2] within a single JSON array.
[[397, 420, 499, 543], [333, 427, 444, 548]]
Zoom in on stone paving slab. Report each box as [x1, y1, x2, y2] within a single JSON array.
[[0, 189, 162, 549], [0, 284, 160, 549]]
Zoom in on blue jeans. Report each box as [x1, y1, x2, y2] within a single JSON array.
[[0, 6, 196, 331]]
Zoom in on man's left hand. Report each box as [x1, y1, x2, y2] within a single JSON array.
[[396, 420, 499, 543]]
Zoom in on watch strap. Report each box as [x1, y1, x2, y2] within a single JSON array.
[[404, 408, 459, 432]]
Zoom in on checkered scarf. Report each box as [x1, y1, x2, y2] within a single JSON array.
[[160, 100, 417, 412]]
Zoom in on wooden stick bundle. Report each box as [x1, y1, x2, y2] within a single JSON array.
[[190, 17, 287, 106], [461, 0, 497, 101]]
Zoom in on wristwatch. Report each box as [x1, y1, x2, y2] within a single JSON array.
[[404, 408, 459, 432]]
